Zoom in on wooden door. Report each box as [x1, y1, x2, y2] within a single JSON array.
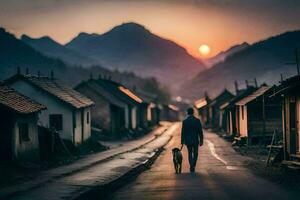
[[0, 110, 13, 161]]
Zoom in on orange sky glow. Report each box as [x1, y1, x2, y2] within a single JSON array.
[[1, 0, 300, 59]]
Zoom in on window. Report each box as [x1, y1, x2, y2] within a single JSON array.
[[49, 114, 63, 131], [87, 112, 90, 124], [241, 106, 244, 120], [19, 123, 29, 143]]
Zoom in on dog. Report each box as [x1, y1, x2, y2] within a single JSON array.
[[172, 147, 183, 174]]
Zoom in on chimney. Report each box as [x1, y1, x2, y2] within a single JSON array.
[[89, 72, 93, 80], [234, 81, 239, 94], [280, 74, 284, 82], [254, 78, 258, 88], [245, 80, 249, 88], [17, 66, 21, 75], [50, 70, 54, 80], [26, 68, 29, 75]]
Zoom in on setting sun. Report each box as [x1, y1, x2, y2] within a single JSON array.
[[199, 44, 211, 56]]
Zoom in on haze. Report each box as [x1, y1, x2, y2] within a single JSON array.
[[1, 0, 300, 58]]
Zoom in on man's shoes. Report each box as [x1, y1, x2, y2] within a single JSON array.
[[190, 167, 195, 173]]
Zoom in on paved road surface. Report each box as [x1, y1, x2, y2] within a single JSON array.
[[110, 128, 298, 200], [0, 123, 176, 200]]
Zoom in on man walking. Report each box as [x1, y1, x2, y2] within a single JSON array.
[[181, 107, 203, 172]]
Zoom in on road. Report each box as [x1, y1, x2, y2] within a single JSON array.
[[109, 127, 298, 200], [0, 123, 176, 200]]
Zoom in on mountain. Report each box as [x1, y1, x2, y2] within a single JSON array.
[[65, 22, 206, 89], [204, 42, 249, 68], [180, 30, 300, 100], [21, 35, 96, 66], [0, 28, 170, 103], [0, 27, 69, 78]]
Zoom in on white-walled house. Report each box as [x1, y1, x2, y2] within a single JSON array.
[[0, 84, 46, 162], [5, 73, 94, 146], [235, 85, 282, 144]]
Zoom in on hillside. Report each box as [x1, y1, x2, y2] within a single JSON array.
[[65, 22, 206, 89], [204, 42, 249, 68], [180, 30, 300, 100], [0, 27, 68, 79], [0, 28, 170, 103], [21, 35, 96, 66]]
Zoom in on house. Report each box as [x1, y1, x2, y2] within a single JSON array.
[[235, 85, 282, 144], [273, 75, 300, 163], [0, 84, 46, 162], [75, 77, 144, 137], [219, 101, 231, 133], [207, 89, 235, 129], [5, 73, 94, 146], [135, 90, 160, 126], [194, 94, 211, 128], [220, 86, 257, 136], [160, 104, 179, 122], [148, 102, 160, 125]]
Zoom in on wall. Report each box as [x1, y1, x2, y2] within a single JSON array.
[[75, 85, 128, 135], [73, 110, 82, 145], [239, 105, 248, 137], [147, 104, 152, 121], [75, 85, 110, 130], [229, 111, 233, 134], [131, 106, 137, 129], [219, 110, 223, 128], [9, 80, 74, 142], [12, 114, 40, 161], [139, 104, 149, 128], [83, 107, 91, 141]]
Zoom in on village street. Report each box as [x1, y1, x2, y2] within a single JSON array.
[[110, 129, 300, 200], [0, 122, 178, 200]]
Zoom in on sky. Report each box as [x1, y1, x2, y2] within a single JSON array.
[[1, 0, 300, 58]]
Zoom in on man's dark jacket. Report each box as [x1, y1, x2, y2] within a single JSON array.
[[181, 115, 203, 145]]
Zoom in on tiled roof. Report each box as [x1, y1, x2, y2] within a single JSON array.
[[6, 74, 94, 109], [194, 97, 207, 109], [118, 86, 143, 103], [271, 75, 300, 96], [224, 86, 258, 109], [87, 79, 143, 106], [76, 81, 127, 108], [235, 86, 270, 106], [0, 84, 46, 114], [209, 89, 234, 106], [220, 101, 230, 110], [135, 90, 157, 104], [168, 104, 179, 111]]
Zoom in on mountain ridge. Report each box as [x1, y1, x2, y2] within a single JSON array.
[[179, 29, 300, 100], [64, 22, 206, 89], [204, 42, 249, 67], [0, 27, 171, 103], [21, 34, 96, 66]]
